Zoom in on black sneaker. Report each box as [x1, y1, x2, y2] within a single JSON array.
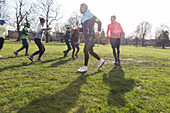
[[14, 51, 18, 56], [25, 54, 29, 56], [27, 55, 33, 62], [75, 54, 79, 58]]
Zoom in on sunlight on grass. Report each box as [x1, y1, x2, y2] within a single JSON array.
[[0, 40, 170, 113]]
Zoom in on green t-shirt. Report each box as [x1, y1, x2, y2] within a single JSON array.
[[21, 27, 29, 39]]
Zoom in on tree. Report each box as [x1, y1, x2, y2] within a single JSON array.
[[155, 24, 169, 49], [134, 21, 152, 46], [7, 0, 32, 41], [36, 0, 62, 43], [54, 23, 65, 43], [67, 11, 81, 28]]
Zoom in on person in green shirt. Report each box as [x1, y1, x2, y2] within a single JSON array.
[[14, 23, 30, 56]]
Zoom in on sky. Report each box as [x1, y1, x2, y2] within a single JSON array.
[[58, 0, 170, 38]]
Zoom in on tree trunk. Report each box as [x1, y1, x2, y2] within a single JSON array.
[[142, 33, 145, 47], [162, 43, 165, 49], [16, 30, 21, 41], [135, 38, 138, 47], [45, 32, 49, 43]]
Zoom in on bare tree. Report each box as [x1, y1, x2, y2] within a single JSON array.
[[6, 0, 32, 41], [67, 11, 81, 29], [36, 0, 62, 43], [54, 23, 65, 43], [155, 24, 169, 49], [134, 21, 152, 46]]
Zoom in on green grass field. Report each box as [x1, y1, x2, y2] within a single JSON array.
[[0, 40, 170, 113]]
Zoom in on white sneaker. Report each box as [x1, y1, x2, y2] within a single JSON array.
[[98, 59, 105, 68], [77, 66, 87, 72]]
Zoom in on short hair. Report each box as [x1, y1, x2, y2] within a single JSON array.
[[80, 3, 88, 10], [111, 15, 116, 19]]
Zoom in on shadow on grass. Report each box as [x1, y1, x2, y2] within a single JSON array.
[[0, 57, 65, 72], [103, 65, 135, 108], [0, 62, 36, 72], [0, 55, 25, 60], [17, 71, 102, 113], [47, 58, 72, 68]]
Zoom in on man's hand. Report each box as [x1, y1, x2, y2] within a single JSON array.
[[96, 31, 100, 35]]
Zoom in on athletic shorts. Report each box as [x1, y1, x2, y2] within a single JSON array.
[[110, 38, 120, 48]]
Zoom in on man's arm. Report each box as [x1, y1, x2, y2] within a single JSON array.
[[22, 28, 29, 35], [106, 25, 110, 37], [95, 17, 101, 32]]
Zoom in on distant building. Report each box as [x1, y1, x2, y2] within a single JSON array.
[[0, 0, 5, 19]]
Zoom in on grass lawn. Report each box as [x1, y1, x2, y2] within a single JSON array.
[[0, 40, 170, 113]]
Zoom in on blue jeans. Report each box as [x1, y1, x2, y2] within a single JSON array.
[[64, 41, 72, 56], [17, 39, 29, 54]]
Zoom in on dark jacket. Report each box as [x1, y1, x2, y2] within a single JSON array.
[[64, 31, 71, 43], [80, 16, 101, 38]]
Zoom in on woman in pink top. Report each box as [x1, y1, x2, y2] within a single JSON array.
[[107, 15, 124, 65]]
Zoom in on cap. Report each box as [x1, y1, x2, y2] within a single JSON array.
[[0, 20, 6, 24]]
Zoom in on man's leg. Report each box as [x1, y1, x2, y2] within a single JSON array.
[[64, 42, 71, 57], [110, 38, 117, 63], [75, 44, 80, 58], [72, 43, 75, 58], [116, 38, 120, 63]]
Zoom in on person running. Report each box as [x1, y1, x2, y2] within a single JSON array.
[[77, 3, 105, 72], [27, 17, 51, 62], [0, 20, 8, 57], [71, 28, 80, 59], [107, 15, 124, 65], [63, 27, 72, 58], [14, 23, 30, 56]]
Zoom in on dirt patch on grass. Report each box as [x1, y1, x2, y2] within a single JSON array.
[[102, 56, 156, 65]]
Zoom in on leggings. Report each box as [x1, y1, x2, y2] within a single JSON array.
[[0, 38, 4, 50], [84, 36, 100, 66], [16, 39, 29, 54], [110, 38, 120, 59], [32, 38, 45, 58]]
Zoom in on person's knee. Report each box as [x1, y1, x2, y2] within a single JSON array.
[[89, 49, 94, 54]]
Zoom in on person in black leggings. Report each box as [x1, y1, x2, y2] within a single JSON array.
[[77, 3, 105, 72], [107, 15, 124, 64], [28, 17, 51, 62]]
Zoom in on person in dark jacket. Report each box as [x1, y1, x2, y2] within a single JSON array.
[[71, 28, 80, 59], [63, 27, 72, 57], [77, 3, 105, 72]]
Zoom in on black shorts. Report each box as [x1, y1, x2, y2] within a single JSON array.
[[84, 36, 95, 51], [110, 38, 120, 48]]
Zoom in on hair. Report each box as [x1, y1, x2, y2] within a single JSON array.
[[111, 15, 116, 20], [80, 3, 88, 10]]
